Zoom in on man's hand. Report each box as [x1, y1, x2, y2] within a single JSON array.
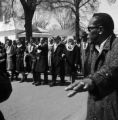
[[65, 78, 94, 97]]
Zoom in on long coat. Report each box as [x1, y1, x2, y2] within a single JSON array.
[[24, 44, 35, 73], [0, 48, 6, 72], [6, 45, 14, 71], [64, 45, 80, 75], [16, 45, 25, 72], [51, 43, 65, 75], [85, 34, 118, 120], [35, 44, 48, 73]]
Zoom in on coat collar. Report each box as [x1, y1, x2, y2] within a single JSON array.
[[90, 33, 116, 55], [102, 33, 116, 51]]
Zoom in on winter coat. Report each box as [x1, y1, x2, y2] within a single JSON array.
[[51, 43, 65, 75], [85, 34, 118, 120], [6, 45, 14, 71], [35, 44, 48, 73], [0, 48, 6, 72], [16, 45, 25, 72], [64, 45, 80, 75]]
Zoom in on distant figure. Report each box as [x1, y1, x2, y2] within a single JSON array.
[[50, 36, 65, 87], [64, 38, 80, 83], [33, 38, 48, 85], [0, 45, 6, 72], [24, 38, 35, 74], [80, 32, 89, 76], [16, 39, 26, 82], [48, 38, 54, 72], [6, 40, 15, 81]]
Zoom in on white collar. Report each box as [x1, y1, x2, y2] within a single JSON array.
[[95, 35, 111, 54], [17, 44, 22, 48]]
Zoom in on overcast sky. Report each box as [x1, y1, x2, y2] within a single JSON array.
[[98, 0, 118, 34]]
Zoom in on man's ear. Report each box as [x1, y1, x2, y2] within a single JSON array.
[[98, 26, 104, 35]]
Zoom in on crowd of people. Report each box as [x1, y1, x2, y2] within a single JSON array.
[[0, 35, 87, 87], [1, 12, 118, 120]]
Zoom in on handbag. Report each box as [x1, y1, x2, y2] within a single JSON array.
[[0, 70, 12, 103]]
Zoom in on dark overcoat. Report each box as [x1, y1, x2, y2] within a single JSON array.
[[35, 44, 48, 73], [0, 48, 6, 72], [51, 43, 65, 75], [85, 34, 118, 120], [16, 45, 25, 72], [64, 45, 80, 75]]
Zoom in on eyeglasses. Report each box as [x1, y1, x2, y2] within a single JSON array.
[[87, 26, 99, 32]]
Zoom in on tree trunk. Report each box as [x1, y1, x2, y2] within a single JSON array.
[[20, 0, 36, 42], [24, 8, 35, 42], [75, 11, 80, 43]]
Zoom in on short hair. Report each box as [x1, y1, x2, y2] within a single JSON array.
[[56, 36, 61, 41], [93, 13, 114, 33]]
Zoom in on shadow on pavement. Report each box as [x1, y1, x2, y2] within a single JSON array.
[[0, 110, 5, 120]]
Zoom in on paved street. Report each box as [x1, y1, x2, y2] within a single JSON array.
[[0, 74, 88, 120]]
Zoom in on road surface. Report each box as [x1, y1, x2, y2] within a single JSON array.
[[0, 74, 88, 120]]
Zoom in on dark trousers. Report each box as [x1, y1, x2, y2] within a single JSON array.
[[33, 71, 48, 83], [52, 73, 65, 83], [44, 72, 48, 82], [33, 72, 41, 83]]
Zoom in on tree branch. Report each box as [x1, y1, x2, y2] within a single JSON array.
[[79, 0, 91, 8], [53, 4, 76, 14]]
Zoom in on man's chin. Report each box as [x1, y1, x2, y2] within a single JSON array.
[[90, 38, 100, 45]]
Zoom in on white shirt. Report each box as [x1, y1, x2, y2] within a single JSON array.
[[95, 40, 106, 54], [95, 35, 111, 54]]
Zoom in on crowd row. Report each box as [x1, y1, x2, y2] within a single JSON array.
[[0, 35, 88, 87]]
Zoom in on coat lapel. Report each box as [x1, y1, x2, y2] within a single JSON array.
[[94, 34, 116, 71]]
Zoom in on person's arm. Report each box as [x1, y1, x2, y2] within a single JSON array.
[[65, 38, 118, 99]]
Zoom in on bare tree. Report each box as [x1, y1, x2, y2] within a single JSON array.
[[32, 8, 51, 29], [48, 0, 99, 42], [33, 21, 49, 29], [1, 0, 101, 42], [19, 0, 37, 41], [0, 0, 14, 23], [54, 8, 74, 30]]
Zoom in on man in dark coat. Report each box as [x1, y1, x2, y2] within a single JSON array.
[[16, 39, 26, 82], [50, 36, 65, 87], [0, 45, 6, 72], [65, 13, 118, 120], [64, 38, 80, 83], [33, 37, 48, 85]]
